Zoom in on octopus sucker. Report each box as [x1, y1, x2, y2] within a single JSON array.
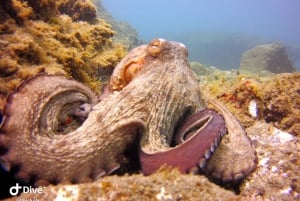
[[0, 38, 256, 187]]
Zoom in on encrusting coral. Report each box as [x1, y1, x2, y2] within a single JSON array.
[[0, 0, 126, 111]]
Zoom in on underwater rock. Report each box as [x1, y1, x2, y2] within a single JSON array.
[[0, 0, 126, 107], [240, 43, 296, 73], [262, 73, 300, 136]]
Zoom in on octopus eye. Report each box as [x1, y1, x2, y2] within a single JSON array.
[[147, 38, 165, 57]]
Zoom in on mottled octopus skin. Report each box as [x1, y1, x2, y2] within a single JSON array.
[[0, 39, 205, 185], [0, 38, 256, 186]]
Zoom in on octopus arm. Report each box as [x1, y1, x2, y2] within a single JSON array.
[[0, 74, 142, 185], [204, 98, 257, 182]]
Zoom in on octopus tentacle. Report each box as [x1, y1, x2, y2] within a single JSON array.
[[139, 97, 256, 183], [139, 109, 226, 175], [0, 74, 143, 185], [0, 74, 97, 183], [204, 98, 257, 182]]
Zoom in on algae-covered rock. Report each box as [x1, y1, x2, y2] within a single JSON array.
[[1, 0, 97, 23], [57, 0, 97, 23], [5, 169, 238, 201], [195, 64, 274, 128], [194, 63, 299, 135], [262, 73, 300, 136], [0, 0, 126, 105], [240, 43, 296, 73]]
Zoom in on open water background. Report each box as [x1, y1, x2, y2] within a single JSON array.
[[101, 0, 300, 70]]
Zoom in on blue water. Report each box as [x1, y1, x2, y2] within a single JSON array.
[[101, 0, 300, 69]]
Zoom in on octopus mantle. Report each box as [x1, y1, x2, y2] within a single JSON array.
[[0, 39, 256, 186]]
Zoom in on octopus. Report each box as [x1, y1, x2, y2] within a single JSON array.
[[0, 38, 256, 187]]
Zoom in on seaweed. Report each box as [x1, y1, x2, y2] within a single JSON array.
[[0, 0, 127, 104]]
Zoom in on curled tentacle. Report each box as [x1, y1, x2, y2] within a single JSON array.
[[204, 98, 257, 183], [139, 97, 257, 183], [139, 109, 226, 175], [0, 74, 126, 185]]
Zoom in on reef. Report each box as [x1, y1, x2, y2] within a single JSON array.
[[193, 63, 300, 136], [0, 0, 127, 111], [193, 64, 269, 127]]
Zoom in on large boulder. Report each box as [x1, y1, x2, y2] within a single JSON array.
[[240, 43, 296, 73]]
